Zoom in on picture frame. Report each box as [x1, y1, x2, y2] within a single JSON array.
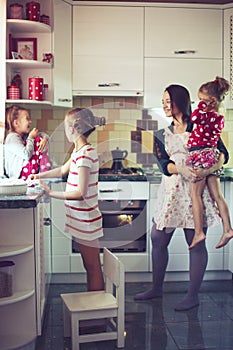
[[13, 38, 37, 60]]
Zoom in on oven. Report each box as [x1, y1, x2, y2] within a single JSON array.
[[98, 199, 147, 252], [72, 181, 150, 254], [71, 171, 150, 272]]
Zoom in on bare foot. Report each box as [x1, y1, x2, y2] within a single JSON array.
[[189, 233, 206, 249], [216, 230, 233, 249]]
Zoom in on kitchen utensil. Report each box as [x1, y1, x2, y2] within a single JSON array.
[[111, 147, 128, 173]]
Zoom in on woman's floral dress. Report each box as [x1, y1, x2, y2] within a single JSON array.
[[154, 127, 221, 230]]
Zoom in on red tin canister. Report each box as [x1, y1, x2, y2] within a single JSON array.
[[10, 3, 23, 19], [26, 2, 40, 22], [7, 86, 20, 100], [28, 77, 44, 101]]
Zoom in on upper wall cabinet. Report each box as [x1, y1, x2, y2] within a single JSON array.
[[144, 57, 222, 108], [145, 7, 222, 59], [5, 0, 72, 107], [72, 6, 144, 96], [224, 7, 233, 108], [144, 7, 223, 108], [52, 0, 72, 107]]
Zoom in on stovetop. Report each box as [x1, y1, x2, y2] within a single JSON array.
[[98, 167, 147, 181]]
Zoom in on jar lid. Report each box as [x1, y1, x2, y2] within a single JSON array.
[[10, 3, 23, 7], [26, 1, 40, 5], [0, 261, 15, 267]]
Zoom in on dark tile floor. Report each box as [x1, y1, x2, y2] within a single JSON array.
[[35, 280, 233, 350]]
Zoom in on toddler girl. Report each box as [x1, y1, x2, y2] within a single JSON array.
[[186, 77, 233, 249], [4, 105, 52, 179], [30, 108, 105, 291]]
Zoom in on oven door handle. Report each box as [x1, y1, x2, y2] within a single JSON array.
[[99, 189, 123, 193], [100, 210, 142, 214]]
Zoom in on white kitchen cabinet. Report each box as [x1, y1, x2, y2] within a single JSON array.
[[144, 57, 222, 108], [51, 183, 71, 273], [144, 6, 223, 108], [0, 1, 6, 177], [5, 0, 72, 107], [224, 181, 233, 272], [43, 200, 52, 290], [72, 5, 144, 96], [0, 203, 44, 349], [145, 7, 222, 59], [53, 0, 72, 107], [224, 7, 233, 108]]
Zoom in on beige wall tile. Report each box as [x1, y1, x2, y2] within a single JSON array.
[[48, 119, 64, 132], [141, 130, 154, 153]]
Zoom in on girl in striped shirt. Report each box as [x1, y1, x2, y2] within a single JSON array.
[[31, 108, 105, 291]]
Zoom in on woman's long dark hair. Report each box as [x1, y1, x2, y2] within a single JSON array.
[[165, 84, 192, 123]]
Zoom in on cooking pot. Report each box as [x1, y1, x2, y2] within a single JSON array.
[[111, 147, 128, 172]]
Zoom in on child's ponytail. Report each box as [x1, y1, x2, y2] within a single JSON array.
[[199, 76, 230, 103]]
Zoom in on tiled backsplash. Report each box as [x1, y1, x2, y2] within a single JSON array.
[[30, 97, 233, 169]]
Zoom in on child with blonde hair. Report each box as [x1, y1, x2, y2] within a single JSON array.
[[4, 105, 51, 179], [186, 77, 233, 249], [30, 108, 105, 291]]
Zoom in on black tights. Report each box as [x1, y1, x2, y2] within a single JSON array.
[[135, 224, 208, 310]]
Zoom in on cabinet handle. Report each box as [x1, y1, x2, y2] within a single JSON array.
[[99, 189, 122, 193], [98, 83, 120, 87], [43, 218, 51, 226], [58, 98, 72, 102], [174, 50, 196, 54]]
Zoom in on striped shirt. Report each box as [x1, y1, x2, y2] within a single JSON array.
[[64, 145, 103, 241]]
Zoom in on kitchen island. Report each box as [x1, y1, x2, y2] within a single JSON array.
[[0, 187, 48, 350]]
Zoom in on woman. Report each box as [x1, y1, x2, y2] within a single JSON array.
[[134, 85, 229, 311]]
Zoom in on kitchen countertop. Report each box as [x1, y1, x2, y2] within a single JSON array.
[[0, 186, 44, 209], [1, 170, 233, 208], [147, 168, 233, 184], [0, 177, 64, 209]]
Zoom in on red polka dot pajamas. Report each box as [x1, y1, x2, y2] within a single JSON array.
[[186, 101, 224, 171]]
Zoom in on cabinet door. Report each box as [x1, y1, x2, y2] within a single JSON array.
[[145, 7, 222, 59], [225, 181, 233, 272], [73, 6, 143, 96], [144, 57, 222, 108], [0, 1, 6, 177], [51, 183, 71, 273], [53, 0, 72, 107], [224, 7, 233, 108]]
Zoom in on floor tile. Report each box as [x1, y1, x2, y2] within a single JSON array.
[[35, 280, 233, 350]]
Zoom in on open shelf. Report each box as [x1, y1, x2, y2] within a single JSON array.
[[6, 99, 52, 106], [0, 333, 36, 350], [6, 59, 51, 69], [0, 290, 35, 306], [7, 19, 51, 33], [0, 244, 34, 257]]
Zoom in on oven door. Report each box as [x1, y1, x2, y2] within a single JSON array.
[[72, 199, 147, 253], [99, 199, 147, 252]]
